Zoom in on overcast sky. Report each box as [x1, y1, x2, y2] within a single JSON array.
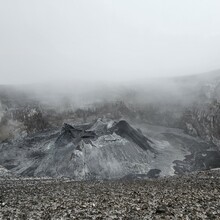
[[0, 0, 220, 84]]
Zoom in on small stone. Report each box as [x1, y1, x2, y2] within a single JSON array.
[[156, 205, 168, 214]]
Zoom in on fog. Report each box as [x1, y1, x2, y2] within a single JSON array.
[[0, 68, 218, 113], [0, 0, 220, 84]]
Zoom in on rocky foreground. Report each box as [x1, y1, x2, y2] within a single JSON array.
[[0, 170, 220, 220]]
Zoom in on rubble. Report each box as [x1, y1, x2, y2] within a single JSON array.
[[0, 170, 219, 219]]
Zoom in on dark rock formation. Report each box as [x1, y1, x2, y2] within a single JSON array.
[[147, 169, 161, 179], [182, 101, 220, 147], [110, 120, 155, 153], [0, 119, 157, 179]]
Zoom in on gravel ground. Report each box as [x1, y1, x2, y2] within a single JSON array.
[[0, 171, 220, 219]]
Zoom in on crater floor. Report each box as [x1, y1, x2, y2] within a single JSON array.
[[0, 170, 220, 219]]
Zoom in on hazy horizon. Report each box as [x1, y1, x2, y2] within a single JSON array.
[[1, 0, 220, 84]]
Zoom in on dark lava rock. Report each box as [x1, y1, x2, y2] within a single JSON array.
[[156, 205, 168, 214], [147, 169, 161, 179], [55, 123, 97, 146], [110, 120, 155, 153]]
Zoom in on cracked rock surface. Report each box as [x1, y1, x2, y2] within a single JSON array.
[[0, 170, 220, 219]]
